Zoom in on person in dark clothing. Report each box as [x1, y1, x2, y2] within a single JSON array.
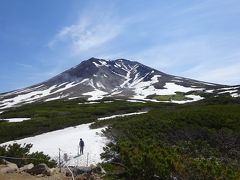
[[79, 138, 84, 155]]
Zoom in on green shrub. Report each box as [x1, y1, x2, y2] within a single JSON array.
[[101, 101, 240, 179], [0, 143, 56, 168]]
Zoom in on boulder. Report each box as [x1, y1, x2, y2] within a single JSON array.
[[0, 162, 19, 174], [19, 163, 34, 172], [66, 166, 93, 177], [26, 163, 50, 176], [7, 162, 18, 170], [0, 167, 17, 174]]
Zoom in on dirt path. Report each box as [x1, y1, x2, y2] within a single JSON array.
[[0, 172, 70, 180]]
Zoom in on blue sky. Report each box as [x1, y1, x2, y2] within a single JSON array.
[[0, 0, 240, 93]]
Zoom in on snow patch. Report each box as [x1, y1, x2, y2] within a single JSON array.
[[93, 60, 109, 67], [68, 97, 80, 100], [98, 111, 148, 121], [82, 89, 108, 101], [205, 89, 214, 93], [78, 102, 100, 105], [80, 78, 90, 84], [218, 90, 238, 94], [92, 62, 100, 67], [231, 93, 240, 97], [219, 86, 239, 90], [172, 95, 204, 104], [45, 96, 64, 102], [127, 99, 146, 103], [133, 78, 204, 100], [1, 123, 108, 166], [1, 118, 31, 122], [96, 82, 105, 89], [0, 85, 58, 109]]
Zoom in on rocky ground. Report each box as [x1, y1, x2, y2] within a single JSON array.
[[0, 161, 105, 180]]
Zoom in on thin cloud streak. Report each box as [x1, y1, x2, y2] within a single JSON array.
[[48, 13, 126, 56]]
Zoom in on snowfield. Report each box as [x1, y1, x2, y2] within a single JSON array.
[[0, 118, 31, 122], [1, 123, 108, 166], [98, 111, 148, 120], [133, 80, 204, 100], [82, 89, 108, 101], [1, 111, 149, 166]]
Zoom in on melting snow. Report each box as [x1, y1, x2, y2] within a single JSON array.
[[0, 82, 82, 109], [93, 60, 109, 67], [231, 93, 240, 97], [92, 62, 100, 67], [205, 89, 214, 93], [172, 95, 204, 104], [78, 102, 100, 105], [127, 99, 146, 103], [132, 76, 204, 100], [218, 90, 238, 94], [98, 111, 148, 121], [1, 123, 107, 166], [1, 118, 31, 122], [68, 97, 80, 100], [120, 70, 131, 88], [80, 78, 90, 84], [1, 85, 58, 109], [54, 82, 81, 93], [96, 82, 105, 89], [99, 60, 109, 66], [82, 89, 108, 101], [219, 87, 239, 90], [45, 96, 62, 102]]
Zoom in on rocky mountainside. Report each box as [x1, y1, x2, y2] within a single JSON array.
[[0, 57, 239, 109]]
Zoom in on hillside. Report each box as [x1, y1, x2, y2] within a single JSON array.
[[1, 58, 239, 110]]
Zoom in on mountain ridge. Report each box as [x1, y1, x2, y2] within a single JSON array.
[[0, 57, 239, 109]]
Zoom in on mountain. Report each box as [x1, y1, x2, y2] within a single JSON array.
[[0, 57, 239, 109]]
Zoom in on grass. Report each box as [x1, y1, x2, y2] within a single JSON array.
[[149, 92, 193, 101]]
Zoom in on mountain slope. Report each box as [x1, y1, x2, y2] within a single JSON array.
[[0, 58, 239, 109]]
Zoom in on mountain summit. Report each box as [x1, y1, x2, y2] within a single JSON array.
[[0, 58, 239, 109]]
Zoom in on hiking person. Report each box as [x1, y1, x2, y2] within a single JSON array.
[[79, 138, 84, 155]]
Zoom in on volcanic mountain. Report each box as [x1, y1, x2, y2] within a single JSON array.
[[0, 57, 239, 109]]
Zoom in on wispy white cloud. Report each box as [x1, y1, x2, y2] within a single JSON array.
[[48, 12, 125, 56]]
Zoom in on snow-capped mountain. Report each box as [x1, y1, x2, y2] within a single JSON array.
[[0, 58, 239, 109]]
